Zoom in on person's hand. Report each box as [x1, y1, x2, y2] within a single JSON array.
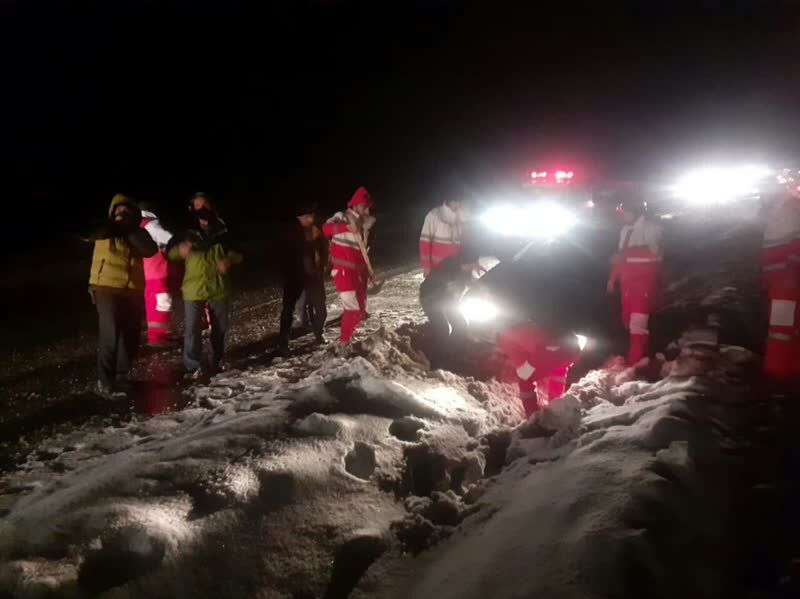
[[607, 279, 616, 294], [178, 241, 193, 258], [347, 219, 362, 235], [216, 256, 232, 274]]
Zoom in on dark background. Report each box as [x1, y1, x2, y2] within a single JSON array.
[[1, 0, 799, 254]]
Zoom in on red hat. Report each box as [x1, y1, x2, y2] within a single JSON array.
[[347, 186, 372, 209]]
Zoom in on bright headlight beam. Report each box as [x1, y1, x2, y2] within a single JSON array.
[[459, 297, 498, 324], [672, 165, 772, 204], [575, 334, 588, 351], [481, 201, 577, 240]]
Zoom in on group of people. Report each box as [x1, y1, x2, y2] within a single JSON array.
[[85, 188, 376, 398], [414, 196, 661, 416], [84, 175, 799, 408]]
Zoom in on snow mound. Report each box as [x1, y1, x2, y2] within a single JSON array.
[[0, 323, 520, 598]]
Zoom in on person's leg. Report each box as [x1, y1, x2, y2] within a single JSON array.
[[144, 279, 172, 345], [94, 288, 119, 391], [279, 278, 304, 347], [335, 269, 362, 343], [116, 292, 143, 382], [306, 276, 328, 340], [183, 301, 204, 371], [517, 378, 538, 417], [544, 365, 570, 401], [357, 272, 369, 318], [208, 299, 229, 370], [764, 289, 800, 380]]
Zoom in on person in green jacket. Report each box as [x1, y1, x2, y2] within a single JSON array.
[[87, 193, 158, 397], [168, 193, 243, 376]]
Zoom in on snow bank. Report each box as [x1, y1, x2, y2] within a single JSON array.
[[353, 346, 755, 599], [0, 322, 521, 598]]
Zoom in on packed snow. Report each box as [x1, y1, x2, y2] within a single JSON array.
[[0, 263, 764, 598]]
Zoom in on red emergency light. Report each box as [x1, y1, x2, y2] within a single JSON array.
[[528, 168, 575, 184]]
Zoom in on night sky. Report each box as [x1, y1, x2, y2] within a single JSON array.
[[1, 0, 799, 249]]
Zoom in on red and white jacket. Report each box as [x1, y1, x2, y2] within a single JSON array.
[[609, 216, 662, 289], [323, 210, 375, 273], [762, 195, 800, 292], [419, 203, 463, 275], [140, 211, 174, 282], [497, 323, 578, 383]]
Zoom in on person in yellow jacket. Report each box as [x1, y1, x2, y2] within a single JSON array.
[[87, 194, 158, 397]]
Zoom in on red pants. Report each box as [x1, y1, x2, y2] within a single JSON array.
[[764, 288, 800, 381], [334, 268, 368, 342], [621, 281, 657, 365], [516, 366, 570, 417], [143, 279, 172, 345]]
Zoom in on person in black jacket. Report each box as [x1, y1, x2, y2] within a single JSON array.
[[278, 203, 329, 354], [419, 249, 481, 368]]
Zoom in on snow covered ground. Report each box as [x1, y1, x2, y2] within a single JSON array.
[[0, 230, 785, 598]]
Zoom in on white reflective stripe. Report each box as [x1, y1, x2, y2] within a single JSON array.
[[155, 292, 172, 312], [630, 312, 650, 334], [332, 257, 358, 270], [763, 262, 787, 272], [148, 321, 169, 329], [625, 257, 662, 263], [340, 290, 360, 311], [769, 300, 796, 327], [762, 233, 797, 248], [545, 345, 560, 352], [768, 332, 793, 342], [516, 361, 535, 380]]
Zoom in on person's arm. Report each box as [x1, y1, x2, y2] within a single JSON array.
[[143, 218, 173, 247], [647, 222, 663, 257], [419, 212, 434, 276], [126, 228, 158, 258], [322, 216, 348, 238]]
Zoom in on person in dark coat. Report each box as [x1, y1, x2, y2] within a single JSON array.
[[278, 203, 329, 354], [419, 248, 481, 368]]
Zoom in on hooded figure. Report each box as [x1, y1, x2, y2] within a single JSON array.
[[322, 186, 376, 343], [87, 194, 158, 397]]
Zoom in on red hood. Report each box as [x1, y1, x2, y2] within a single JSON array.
[[347, 186, 372, 209]]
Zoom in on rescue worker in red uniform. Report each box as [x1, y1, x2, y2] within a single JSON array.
[[139, 208, 175, 347], [323, 187, 376, 343], [761, 169, 800, 382], [419, 199, 464, 277], [607, 198, 663, 364], [496, 322, 583, 417]]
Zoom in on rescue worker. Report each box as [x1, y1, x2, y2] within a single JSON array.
[[419, 249, 480, 369], [87, 194, 158, 397], [139, 206, 175, 347], [607, 198, 662, 364], [496, 322, 583, 417], [323, 187, 376, 343], [761, 169, 800, 382], [419, 198, 464, 277], [168, 193, 243, 377], [278, 203, 329, 354]]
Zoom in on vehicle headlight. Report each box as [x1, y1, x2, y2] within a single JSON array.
[[459, 296, 499, 324], [672, 164, 772, 204], [575, 334, 588, 351], [481, 201, 577, 240]]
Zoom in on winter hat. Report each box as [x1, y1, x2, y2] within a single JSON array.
[[347, 186, 372, 209]]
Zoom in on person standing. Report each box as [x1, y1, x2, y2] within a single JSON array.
[[87, 194, 158, 397], [139, 206, 175, 347], [761, 170, 800, 382], [278, 203, 329, 355], [168, 193, 243, 376], [323, 187, 376, 343], [419, 199, 464, 277], [607, 198, 662, 364]]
